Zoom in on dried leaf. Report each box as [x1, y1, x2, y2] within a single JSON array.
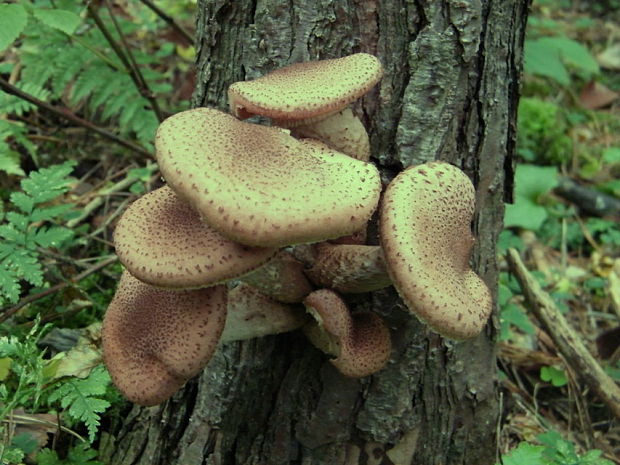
[[579, 80, 619, 110]]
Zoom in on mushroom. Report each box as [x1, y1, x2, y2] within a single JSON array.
[[155, 108, 381, 248], [102, 271, 227, 406], [303, 289, 391, 378], [220, 283, 309, 342], [228, 53, 383, 125], [113, 186, 277, 289], [303, 243, 392, 294], [379, 161, 493, 340], [239, 250, 314, 303], [227, 53, 383, 161]]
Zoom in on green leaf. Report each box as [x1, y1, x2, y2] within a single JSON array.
[[524, 39, 569, 85], [0, 4, 27, 52], [30, 204, 74, 222], [0, 357, 12, 380], [602, 147, 620, 164], [0, 151, 25, 176], [0, 267, 21, 304], [48, 366, 112, 442], [498, 442, 546, 465], [540, 365, 568, 387], [10, 191, 35, 214], [501, 303, 536, 340], [32, 226, 74, 248], [33, 8, 82, 35], [21, 161, 76, 203], [538, 36, 600, 75]]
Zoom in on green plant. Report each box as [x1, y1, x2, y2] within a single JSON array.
[[0, 319, 113, 464], [0, 162, 76, 306], [499, 431, 613, 465]]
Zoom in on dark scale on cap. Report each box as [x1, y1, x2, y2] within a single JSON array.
[[102, 271, 227, 406], [155, 108, 381, 247], [379, 162, 493, 340], [114, 186, 277, 289]]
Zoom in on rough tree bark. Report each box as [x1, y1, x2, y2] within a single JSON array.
[[101, 1, 529, 464]]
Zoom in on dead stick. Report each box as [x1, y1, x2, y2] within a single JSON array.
[[0, 78, 152, 158], [506, 248, 620, 419], [0, 256, 118, 323]]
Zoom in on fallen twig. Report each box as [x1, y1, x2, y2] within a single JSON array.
[[0, 78, 152, 158], [506, 248, 620, 419]]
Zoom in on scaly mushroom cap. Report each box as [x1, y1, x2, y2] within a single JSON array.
[[155, 108, 381, 247], [228, 53, 383, 125], [379, 162, 492, 340], [291, 109, 371, 161], [304, 243, 391, 294], [220, 283, 309, 342], [102, 271, 227, 406], [303, 289, 391, 378], [114, 186, 277, 288]]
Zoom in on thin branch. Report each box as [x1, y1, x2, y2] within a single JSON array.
[[506, 248, 620, 419], [86, 2, 164, 122], [137, 0, 194, 46], [0, 256, 118, 323], [0, 78, 152, 158]]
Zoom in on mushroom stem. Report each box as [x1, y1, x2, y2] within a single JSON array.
[[221, 283, 309, 342], [303, 243, 392, 294]]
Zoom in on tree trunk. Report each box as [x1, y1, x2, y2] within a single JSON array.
[[101, 1, 529, 464]]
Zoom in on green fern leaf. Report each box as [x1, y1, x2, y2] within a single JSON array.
[[30, 204, 74, 223], [6, 249, 44, 287], [31, 226, 74, 248], [0, 267, 21, 304], [0, 4, 27, 52], [48, 366, 112, 442], [10, 192, 35, 215], [0, 224, 23, 243], [32, 8, 81, 35], [21, 161, 76, 203], [5, 211, 28, 231]]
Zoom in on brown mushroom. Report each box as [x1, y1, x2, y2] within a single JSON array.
[[303, 289, 391, 378], [113, 186, 277, 288], [228, 53, 383, 125], [102, 271, 227, 406], [155, 108, 381, 248], [379, 161, 492, 340]]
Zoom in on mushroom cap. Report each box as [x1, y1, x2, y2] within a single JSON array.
[[303, 289, 391, 378], [379, 162, 492, 340], [114, 186, 277, 288], [228, 53, 383, 124], [220, 283, 309, 342], [304, 243, 391, 294], [155, 108, 381, 247], [102, 271, 227, 406], [291, 108, 371, 161]]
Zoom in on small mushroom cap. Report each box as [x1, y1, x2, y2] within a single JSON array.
[[379, 162, 493, 340], [102, 271, 227, 406], [228, 53, 383, 124], [304, 243, 392, 294], [291, 109, 371, 161], [220, 283, 309, 342], [114, 186, 277, 288], [303, 289, 391, 378], [155, 108, 381, 247]]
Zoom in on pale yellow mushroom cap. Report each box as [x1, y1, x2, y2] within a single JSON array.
[[379, 162, 493, 340], [155, 108, 381, 247], [228, 53, 383, 124], [114, 186, 277, 288], [303, 289, 391, 378], [102, 271, 227, 406]]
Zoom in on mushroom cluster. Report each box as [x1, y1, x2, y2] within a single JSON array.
[[102, 53, 493, 406]]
